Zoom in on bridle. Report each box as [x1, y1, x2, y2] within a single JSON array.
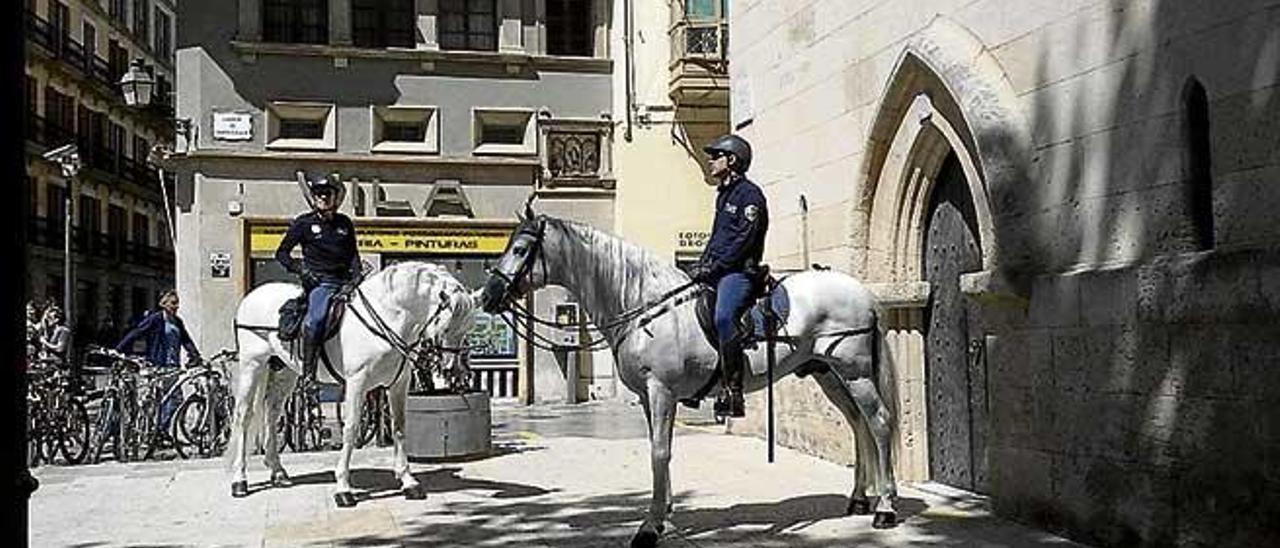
[[487, 217, 697, 352]]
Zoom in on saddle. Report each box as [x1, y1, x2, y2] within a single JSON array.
[[682, 267, 791, 409], [694, 265, 789, 351], [277, 287, 352, 342]]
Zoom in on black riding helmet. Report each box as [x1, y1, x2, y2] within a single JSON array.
[[304, 173, 346, 208], [703, 134, 752, 174]]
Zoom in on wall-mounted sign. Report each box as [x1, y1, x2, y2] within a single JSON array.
[[210, 252, 232, 278], [212, 111, 253, 141], [676, 230, 709, 253], [249, 224, 512, 255]]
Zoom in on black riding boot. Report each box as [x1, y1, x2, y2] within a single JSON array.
[[714, 346, 746, 418], [301, 339, 319, 385]]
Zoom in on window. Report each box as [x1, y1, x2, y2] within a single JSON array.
[[25, 76, 37, 115], [47, 185, 67, 227], [132, 212, 149, 245], [79, 195, 101, 233], [439, 0, 496, 52], [265, 101, 336, 151], [83, 20, 96, 56], [370, 105, 440, 154], [133, 136, 150, 161], [108, 122, 127, 156], [130, 286, 148, 321], [685, 0, 725, 19], [546, 0, 591, 56], [352, 0, 414, 48], [109, 0, 127, 25], [153, 7, 172, 58], [49, 1, 70, 37], [108, 40, 128, 79], [472, 109, 535, 155], [43, 87, 76, 137], [263, 0, 329, 45], [133, 0, 150, 46], [1183, 78, 1214, 250]]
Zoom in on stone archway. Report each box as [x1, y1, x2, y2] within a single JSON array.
[[857, 17, 1034, 485]]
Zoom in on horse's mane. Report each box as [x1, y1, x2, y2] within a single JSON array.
[[368, 261, 458, 308], [543, 216, 690, 321]]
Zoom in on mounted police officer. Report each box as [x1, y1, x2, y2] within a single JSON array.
[[275, 173, 361, 385], [685, 134, 769, 418]]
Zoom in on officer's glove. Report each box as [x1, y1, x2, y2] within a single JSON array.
[[300, 269, 320, 287], [685, 262, 715, 284]]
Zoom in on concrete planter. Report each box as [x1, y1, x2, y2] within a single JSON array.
[[405, 391, 491, 460]]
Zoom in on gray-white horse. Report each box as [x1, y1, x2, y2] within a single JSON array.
[[227, 261, 476, 507], [480, 215, 899, 547]]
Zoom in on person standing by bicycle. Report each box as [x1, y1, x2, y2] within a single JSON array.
[[115, 289, 201, 443], [36, 303, 72, 370]]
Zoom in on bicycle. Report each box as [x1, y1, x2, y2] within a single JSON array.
[[173, 349, 236, 459], [84, 347, 145, 464], [131, 365, 184, 461], [275, 381, 326, 453], [27, 361, 91, 466]]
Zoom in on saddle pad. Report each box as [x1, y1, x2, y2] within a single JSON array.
[[694, 283, 791, 348], [277, 291, 350, 342]]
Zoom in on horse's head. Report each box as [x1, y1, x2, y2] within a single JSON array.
[[481, 214, 548, 313]]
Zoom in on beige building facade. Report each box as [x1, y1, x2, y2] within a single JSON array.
[[729, 1, 1280, 546]]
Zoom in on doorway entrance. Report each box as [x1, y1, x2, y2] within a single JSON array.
[[923, 152, 989, 492]]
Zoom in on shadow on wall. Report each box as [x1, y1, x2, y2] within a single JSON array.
[[994, 0, 1280, 546]]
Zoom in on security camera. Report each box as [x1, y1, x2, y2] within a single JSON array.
[[42, 143, 78, 163]]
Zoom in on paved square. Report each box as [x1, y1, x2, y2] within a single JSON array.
[[31, 401, 1086, 547]]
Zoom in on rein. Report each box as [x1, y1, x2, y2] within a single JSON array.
[[498, 280, 700, 352], [347, 284, 468, 388]]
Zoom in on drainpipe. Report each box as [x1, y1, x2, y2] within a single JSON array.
[[623, 0, 634, 142]]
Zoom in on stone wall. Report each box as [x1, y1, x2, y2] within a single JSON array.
[[730, 0, 1280, 546]]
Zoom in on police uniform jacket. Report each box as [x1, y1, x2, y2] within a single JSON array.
[[700, 174, 769, 281], [275, 211, 360, 284]]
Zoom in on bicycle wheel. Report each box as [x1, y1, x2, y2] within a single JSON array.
[[91, 397, 117, 464], [174, 396, 206, 459], [56, 400, 91, 465]]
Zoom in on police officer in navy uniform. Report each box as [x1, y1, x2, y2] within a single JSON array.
[[275, 173, 361, 385], [686, 134, 769, 418]]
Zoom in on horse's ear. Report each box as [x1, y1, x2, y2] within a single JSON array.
[[523, 193, 536, 220]]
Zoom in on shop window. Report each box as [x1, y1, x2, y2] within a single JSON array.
[[439, 0, 497, 52], [265, 101, 336, 151], [370, 105, 440, 154], [352, 0, 415, 48], [263, 0, 329, 45], [546, 0, 591, 56], [472, 109, 535, 156]]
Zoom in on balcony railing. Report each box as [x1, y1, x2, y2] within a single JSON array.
[[25, 10, 173, 112], [27, 218, 173, 270], [27, 114, 164, 200]]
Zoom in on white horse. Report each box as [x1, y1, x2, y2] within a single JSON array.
[[481, 215, 899, 547], [227, 261, 476, 507]]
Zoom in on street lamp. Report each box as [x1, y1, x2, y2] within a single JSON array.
[[41, 143, 81, 356], [119, 59, 155, 109], [118, 59, 188, 249]]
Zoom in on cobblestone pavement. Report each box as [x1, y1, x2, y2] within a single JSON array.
[[30, 400, 1087, 547]]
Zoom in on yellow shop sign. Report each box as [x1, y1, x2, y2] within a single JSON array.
[[250, 224, 512, 255]]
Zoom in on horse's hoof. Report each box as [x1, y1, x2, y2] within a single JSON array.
[[334, 491, 358, 508], [629, 529, 659, 548], [872, 511, 897, 529], [402, 484, 427, 500], [847, 497, 872, 515], [231, 481, 249, 498], [271, 472, 293, 488]]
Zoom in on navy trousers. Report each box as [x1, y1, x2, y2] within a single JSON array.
[[305, 282, 341, 345], [713, 272, 754, 348]]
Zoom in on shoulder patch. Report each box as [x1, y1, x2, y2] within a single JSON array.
[[744, 204, 759, 222]]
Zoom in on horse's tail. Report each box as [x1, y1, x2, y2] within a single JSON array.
[[871, 304, 899, 431]]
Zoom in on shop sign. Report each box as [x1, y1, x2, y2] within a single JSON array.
[[250, 224, 512, 255], [676, 230, 709, 252]]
